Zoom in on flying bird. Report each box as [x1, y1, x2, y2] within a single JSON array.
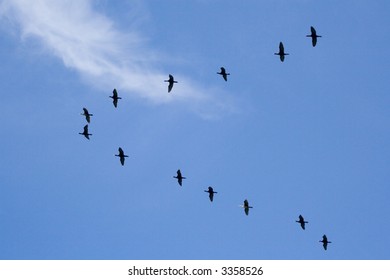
[[320, 234, 332, 250], [296, 215, 308, 230], [173, 169, 186, 186], [109, 88, 121, 108], [79, 124, 92, 140], [115, 147, 128, 166], [306, 26, 322, 47], [242, 199, 253, 216], [81, 107, 93, 123], [274, 42, 289, 62], [217, 67, 230, 81], [204, 186, 217, 202], [164, 74, 178, 93]]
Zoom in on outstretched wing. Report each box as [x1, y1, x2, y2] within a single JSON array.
[[279, 42, 284, 53], [310, 26, 316, 36], [168, 82, 173, 93], [222, 73, 227, 81]]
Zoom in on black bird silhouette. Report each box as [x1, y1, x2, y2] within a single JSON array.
[[204, 186, 217, 202], [115, 147, 128, 166], [320, 234, 331, 250], [217, 67, 230, 81], [296, 215, 308, 230], [164, 74, 178, 93], [79, 124, 92, 140], [173, 169, 186, 186], [242, 199, 253, 216], [81, 107, 93, 123], [306, 26, 321, 47], [109, 88, 121, 108], [274, 42, 289, 62]]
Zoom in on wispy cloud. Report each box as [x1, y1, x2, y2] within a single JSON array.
[[0, 0, 235, 118]]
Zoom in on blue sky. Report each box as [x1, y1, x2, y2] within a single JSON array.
[[0, 0, 389, 260]]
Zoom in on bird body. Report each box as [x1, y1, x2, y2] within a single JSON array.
[[242, 199, 253, 216], [79, 124, 92, 140], [204, 186, 217, 202], [173, 169, 186, 186], [296, 215, 308, 230], [217, 67, 230, 81], [320, 234, 331, 250], [164, 74, 178, 93], [81, 107, 93, 123], [274, 42, 289, 62], [306, 26, 321, 47], [115, 147, 128, 166], [109, 88, 121, 108]]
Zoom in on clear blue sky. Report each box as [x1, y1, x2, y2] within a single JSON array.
[[0, 0, 389, 260]]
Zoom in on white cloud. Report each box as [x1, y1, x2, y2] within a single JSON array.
[[0, 0, 235, 118]]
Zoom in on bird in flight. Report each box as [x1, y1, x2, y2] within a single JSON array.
[[109, 89, 121, 108], [296, 215, 308, 230], [320, 234, 332, 250], [115, 147, 128, 166], [274, 42, 289, 62], [79, 124, 92, 140], [242, 199, 253, 216], [81, 107, 93, 123], [306, 26, 321, 47], [164, 74, 178, 93], [204, 186, 217, 202], [173, 169, 186, 186], [217, 67, 230, 81]]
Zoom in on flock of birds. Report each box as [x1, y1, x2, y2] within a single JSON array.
[[78, 26, 331, 251]]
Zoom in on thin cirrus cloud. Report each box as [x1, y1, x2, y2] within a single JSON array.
[[0, 0, 234, 118]]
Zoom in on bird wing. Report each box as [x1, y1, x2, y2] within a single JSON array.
[[311, 26, 316, 36], [312, 36, 317, 47], [85, 114, 90, 123], [168, 82, 173, 93], [279, 42, 284, 53]]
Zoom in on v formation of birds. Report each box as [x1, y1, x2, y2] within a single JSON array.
[[78, 26, 330, 251]]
